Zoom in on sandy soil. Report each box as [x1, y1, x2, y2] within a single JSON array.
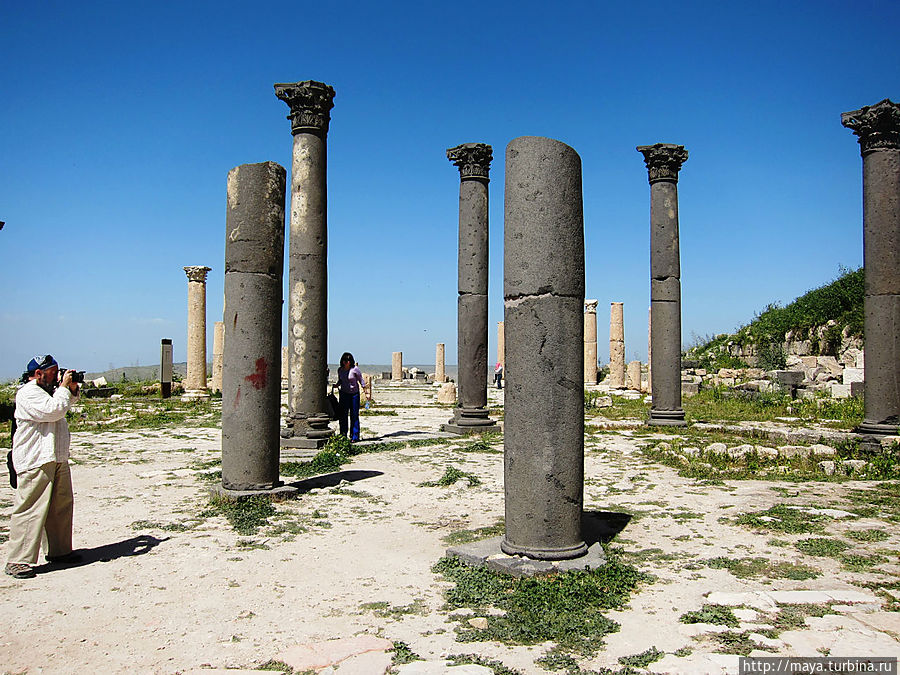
[[1, 383, 899, 674]]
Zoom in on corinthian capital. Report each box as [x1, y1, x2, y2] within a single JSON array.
[[636, 143, 689, 184], [274, 80, 336, 136], [585, 299, 598, 313], [842, 99, 900, 156], [184, 266, 211, 283], [447, 143, 492, 181]]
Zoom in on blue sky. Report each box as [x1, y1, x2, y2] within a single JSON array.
[[1, 1, 897, 380]]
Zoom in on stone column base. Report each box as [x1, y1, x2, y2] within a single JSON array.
[[855, 421, 900, 438], [280, 413, 334, 448], [210, 483, 299, 500], [648, 409, 687, 427], [441, 406, 497, 436], [181, 389, 210, 401], [500, 537, 588, 561]]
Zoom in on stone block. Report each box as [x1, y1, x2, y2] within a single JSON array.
[[681, 382, 699, 397], [773, 370, 803, 386], [800, 356, 818, 369], [766, 590, 832, 604], [850, 381, 865, 397], [843, 367, 865, 384], [436, 382, 457, 405], [817, 355, 842, 375], [831, 383, 851, 399], [819, 460, 836, 475], [277, 635, 392, 672]]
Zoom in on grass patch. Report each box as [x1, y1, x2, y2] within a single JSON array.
[[420, 466, 481, 487], [443, 520, 505, 545], [735, 504, 827, 534], [448, 654, 522, 675], [433, 551, 651, 658], [772, 603, 834, 633], [712, 630, 776, 655], [795, 537, 850, 558], [841, 553, 887, 572], [705, 556, 819, 580], [846, 529, 889, 543], [390, 640, 422, 666], [618, 646, 665, 667], [679, 604, 739, 627], [202, 495, 276, 535]]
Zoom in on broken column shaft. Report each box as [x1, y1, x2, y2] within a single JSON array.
[[842, 99, 900, 436], [444, 143, 497, 434], [502, 136, 587, 560], [638, 143, 688, 427], [221, 162, 286, 491], [609, 302, 625, 388]]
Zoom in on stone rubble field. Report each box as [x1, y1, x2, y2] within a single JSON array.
[[2, 383, 900, 674]]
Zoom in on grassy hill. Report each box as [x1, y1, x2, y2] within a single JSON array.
[[688, 267, 864, 370]]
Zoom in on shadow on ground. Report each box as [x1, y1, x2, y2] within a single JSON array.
[[582, 511, 632, 546], [288, 469, 383, 493], [35, 534, 167, 574]]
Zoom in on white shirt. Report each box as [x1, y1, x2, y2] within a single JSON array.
[[12, 380, 75, 473]]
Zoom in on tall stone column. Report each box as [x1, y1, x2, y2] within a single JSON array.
[[275, 80, 335, 446], [183, 266, 211, 399], [160, 338, 173, 399], [502, 136, 586, 561], [609, 302, 625, 388], [211, 321, 224, 393], [647, 306, 652, 394], [842, 99, 900, 437], [584, 300, 598, 384], [443, 143, 497, 435], [638, 143, 688, 427], [435, 343, 446, 383], [221, 162, 287, 491], [497, 321, 505, 368], [392, 352, 403, 381]]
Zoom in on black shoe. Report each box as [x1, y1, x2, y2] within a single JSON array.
[[46, 552, 82, 564]]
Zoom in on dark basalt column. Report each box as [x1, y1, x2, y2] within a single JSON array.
[[637, 143, 688, 427], [221, 162, 287, 491], [842, 99, 900, 437], [274, 80, 335, 446], [502, 136, 587, 561], [443, 143, 497, 435]]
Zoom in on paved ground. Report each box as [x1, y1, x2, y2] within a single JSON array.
[[1, 382, 898, 674]]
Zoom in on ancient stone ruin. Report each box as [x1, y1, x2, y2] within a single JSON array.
[[502, 136, 587, 560], [182, 265, 211, 400], [842, 98, 900, 438], [637, 142, 688, 426], [221, 161, 289, 493], [274, 80, 336, 448], [442, 142, 497, 435]]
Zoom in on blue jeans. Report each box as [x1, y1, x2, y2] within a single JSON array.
[[339, 391, 360, 441]]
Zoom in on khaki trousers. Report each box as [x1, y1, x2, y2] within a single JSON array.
[[6, 461, 74, 566]]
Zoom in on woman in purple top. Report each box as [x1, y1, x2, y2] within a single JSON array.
[[337, 352, 366, 441]]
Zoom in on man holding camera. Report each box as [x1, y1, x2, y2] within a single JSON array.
[[5, 355, 80, 579]]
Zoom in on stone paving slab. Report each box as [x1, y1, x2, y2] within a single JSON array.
[[395, 663, 494, 674], [319, 648, 393, 673], [277, 635, 392, 671]]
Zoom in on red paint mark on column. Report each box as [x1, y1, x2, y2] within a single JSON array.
[[245, 358, 268, 390]]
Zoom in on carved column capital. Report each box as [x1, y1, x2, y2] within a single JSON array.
[[584, 299, 598, 313], [183, 266, 211, 283], [274, 80, 336, 136], [842, 99, 900, 156], [637, 143, 688, 183], [447, 143, 492, 181]]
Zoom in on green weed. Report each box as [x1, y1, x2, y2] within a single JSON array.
[[420, 466, 481, 487], [679, 605, 739, 627], [202, 495, 276, 535]]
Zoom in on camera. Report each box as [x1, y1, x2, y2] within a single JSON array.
[[61, 369, 86, 384]]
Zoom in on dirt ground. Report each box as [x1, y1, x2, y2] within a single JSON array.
[[2, 383, 899, 674]]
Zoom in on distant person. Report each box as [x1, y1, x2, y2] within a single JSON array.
[[337, 352, 366, 442], [494, 362, 503, 389], [6, 355, 81, 579]]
